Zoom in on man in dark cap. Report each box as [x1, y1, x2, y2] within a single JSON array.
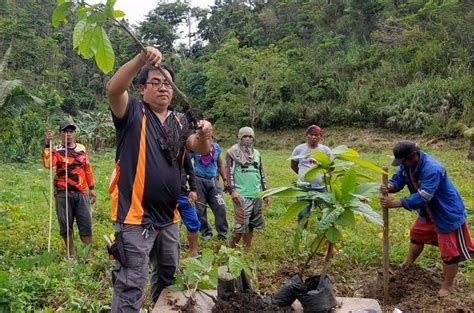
[[380, 140, 473, 297], [43, 121, 96, 258]]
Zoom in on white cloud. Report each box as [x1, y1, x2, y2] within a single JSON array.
[[114, 0, 214, 26]]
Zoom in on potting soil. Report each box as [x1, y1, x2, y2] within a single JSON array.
[[212, 292, 293, 312]]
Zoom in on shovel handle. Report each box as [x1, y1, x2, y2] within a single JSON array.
[[382, 166, 389, 304]]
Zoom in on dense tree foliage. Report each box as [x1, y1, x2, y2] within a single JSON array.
[[0, 0, 472, 161]]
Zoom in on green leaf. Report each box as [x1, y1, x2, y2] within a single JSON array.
[[331, 145, 348, 155], [200, 249, 214, 269], [182, 257, 206, 273], [113, 10, 126, 18], [310, 192, 335, 204], [303, 166, 325, 182], [340, 167, 357, 200], [332, 161, 354, 168], [336, 209, 355, 226], [167, 283, 185, 292], [87, 11, 107, 24], [319, 206, 344, 232], [310, 151, 331, 168], [340, 157, 387, 175], [104, 0, 116, 18], [38, 251, 57, 267], [278, 201, 308, 225], [73, 19, 87, 49], [325, 227, 342, 243], [332, 184, 342, 201], [353, 183, 380, 198], [94, 27, 115, 73], [339, 148, 360, 159], [241, 260, 253, 277], [349, 200, 383, 226], [77, 6, 89, 20], [258, 186, 305, 198], [355, 170, 377, 182], [207, 266, 219, 287], [228, 256, 244, 278], [52, 2, 73, 27], [79, 26, 99, 59]]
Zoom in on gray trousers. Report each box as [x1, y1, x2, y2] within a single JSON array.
[[55, 191, 92, 237], [195, 176, 228, 238], [111, 223, 179, 312]]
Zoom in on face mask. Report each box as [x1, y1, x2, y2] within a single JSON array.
[[240, 137, 254, 147]]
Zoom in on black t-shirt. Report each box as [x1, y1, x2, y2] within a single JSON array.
[[110, 96, 192, 227]]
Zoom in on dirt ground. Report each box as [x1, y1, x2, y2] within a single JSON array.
[[256, 263, 474, 312], [212, 292, 293, 313]]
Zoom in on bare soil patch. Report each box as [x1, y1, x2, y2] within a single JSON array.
[[212, 292, 293, 312], [256, 262, 473, 312]]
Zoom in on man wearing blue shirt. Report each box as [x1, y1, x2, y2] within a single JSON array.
[[191, 134, 229, 241], [380, 141, 473, 297]]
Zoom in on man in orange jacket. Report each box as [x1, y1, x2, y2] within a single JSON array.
[[43, 121, 96, 257]]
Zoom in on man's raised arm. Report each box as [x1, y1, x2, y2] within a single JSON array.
[[106, 47, 163, 119]]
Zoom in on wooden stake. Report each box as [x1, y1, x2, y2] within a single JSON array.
[[382, 166, 389, 305], [48, 139, 53, 252], [65, 136, 70, 260]]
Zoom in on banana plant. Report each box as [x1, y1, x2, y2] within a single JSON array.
[[259, 145, 386, 279]]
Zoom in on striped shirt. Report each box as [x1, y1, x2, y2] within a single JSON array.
[[43, 143, 94, 193], [109, 96, 192, 227]]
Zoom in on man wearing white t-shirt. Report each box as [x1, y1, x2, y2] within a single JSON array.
[[290, 125, 332, 221]]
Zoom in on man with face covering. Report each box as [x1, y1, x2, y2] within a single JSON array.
[[226, 127, 269, 248], [380, 141, 474, 297]]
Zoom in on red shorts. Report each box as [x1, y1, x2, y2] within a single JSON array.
[[410, 218, 474, 264]]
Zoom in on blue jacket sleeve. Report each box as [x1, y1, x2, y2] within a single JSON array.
[[400, 169, 442, 211], [389, 166, 406, 193]]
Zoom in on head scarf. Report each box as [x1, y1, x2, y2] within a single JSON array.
[[227, 127, 255, 165]]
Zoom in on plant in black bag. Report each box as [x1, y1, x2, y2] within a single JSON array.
[[260, 146, 386, 312]]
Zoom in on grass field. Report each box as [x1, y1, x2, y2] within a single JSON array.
[[0, 128, 472, 311]]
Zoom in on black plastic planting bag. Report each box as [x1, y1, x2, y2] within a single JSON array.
[[272, 274, 307, 307], [298, 275, 337, 313]]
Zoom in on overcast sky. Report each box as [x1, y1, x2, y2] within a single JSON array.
[[114, 0, 215, 25]]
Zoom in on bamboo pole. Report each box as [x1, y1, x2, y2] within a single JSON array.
[[382, 166, 389, 304], [65, 135, 70, 260], [47, 139, 53, 252]]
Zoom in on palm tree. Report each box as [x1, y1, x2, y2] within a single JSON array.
[[0, 45, 45, 112]]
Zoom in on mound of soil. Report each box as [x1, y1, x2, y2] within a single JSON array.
[[363, 264, 474, 312], [212, 292, 293, 313]]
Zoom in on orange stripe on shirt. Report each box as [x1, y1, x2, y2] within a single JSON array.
[[173, 204, 180, 224], [124, 114, 147, 224]]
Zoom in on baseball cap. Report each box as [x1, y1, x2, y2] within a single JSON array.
[[392, 141, 420, 166], [59, 121, 76, 132]]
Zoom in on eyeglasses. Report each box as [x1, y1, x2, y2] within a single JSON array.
[[145, 80, 172, 89]]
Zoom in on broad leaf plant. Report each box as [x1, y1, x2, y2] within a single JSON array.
[[259, 146, 387, 278]]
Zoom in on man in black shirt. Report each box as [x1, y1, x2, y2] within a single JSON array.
[[107, 46, 212, 312]]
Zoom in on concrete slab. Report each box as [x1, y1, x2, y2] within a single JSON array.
[[154, 290, 382, 313]]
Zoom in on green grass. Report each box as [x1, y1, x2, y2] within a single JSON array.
[[0, 129, 473, 311]]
